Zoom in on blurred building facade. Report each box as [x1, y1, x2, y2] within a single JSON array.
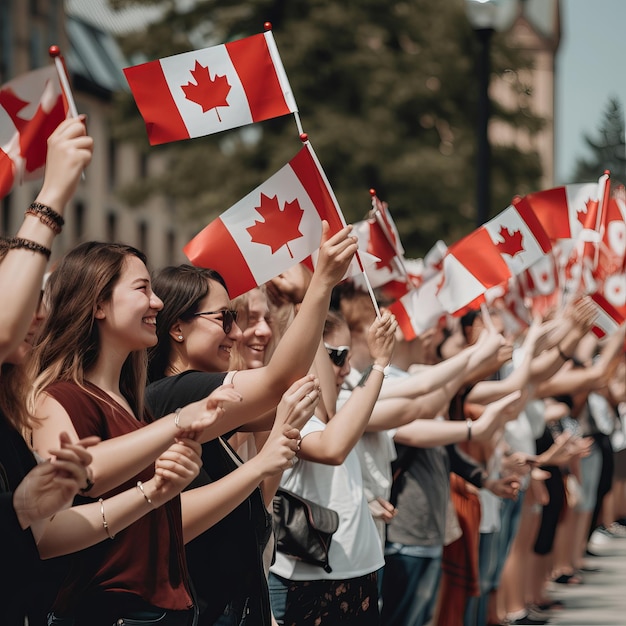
[[0, 0, 560, 266], [0, 0, 187, 267]]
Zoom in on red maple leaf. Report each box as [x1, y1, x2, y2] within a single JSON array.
[[246, 193, 304, 258], [0, 85, 66, 173], [495, 226, 524, 257], [181, 61, 231, 121], [577, 198, 598, 229]]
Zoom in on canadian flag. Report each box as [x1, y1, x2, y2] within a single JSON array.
[[590, 292, 625, 339], [184, 143, 345, 298], [351, 217, 405, 289], [389, 275, 446, 340], [123, 31, 297, 146], [0, 66, 68, 198], [436, 228, 512, 315], [515, 182, 600, 241], [520, 253, 559, 297], [483, 203, 552, 275]]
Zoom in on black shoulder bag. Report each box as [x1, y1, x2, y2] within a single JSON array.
[[272, 487, 339, 573]]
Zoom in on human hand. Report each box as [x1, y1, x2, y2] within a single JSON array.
[[254, 422, 301, 477], [13, 431, 99, 529], [266, 263, 313, 305], [472, 390, 523, 441], [366, 311, 397, 365], [150, 438, 202, 503], [175, 384, 243, 438], [368, 497, 397, 523], [312, 221, 358, 289], [36, 116, 94, 213], [274, 375, 320, 431], [484, 474, 521, 500]]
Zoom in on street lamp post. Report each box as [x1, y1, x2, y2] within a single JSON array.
[[465, 0, 519, 227]]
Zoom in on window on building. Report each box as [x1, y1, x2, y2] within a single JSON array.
[[107, 138, 117, 189], [0, 1, 12, 82], [138, 220, 148, 256], [106, 212, 117, 242], [74, 201, 85, 241], [166, 230, 176, 265]]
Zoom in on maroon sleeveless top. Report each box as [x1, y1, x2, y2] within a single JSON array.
[[45, 381, 193, 619]]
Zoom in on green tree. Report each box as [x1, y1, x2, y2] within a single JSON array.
[[572, 96, 626, 185], [111, 0, 544, 256]]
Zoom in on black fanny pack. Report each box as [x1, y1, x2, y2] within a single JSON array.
[[272, 487, 339, 573]]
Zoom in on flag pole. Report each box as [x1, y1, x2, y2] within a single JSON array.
[[302, 135, 381, 318], [49, 45, 85, 181], [49, 45, 79, 118]]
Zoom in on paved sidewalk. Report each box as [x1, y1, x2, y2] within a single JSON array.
[[543, 534, 626, 625]]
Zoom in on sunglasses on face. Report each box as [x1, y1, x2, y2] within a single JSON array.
[[324, 343, 350, 368], [193, 309, 238, 334]]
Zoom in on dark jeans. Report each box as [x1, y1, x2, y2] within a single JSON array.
[[380, 552, 442, 626]]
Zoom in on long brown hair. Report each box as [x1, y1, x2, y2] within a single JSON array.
[[29, 242, 149, 418], [0, 242, 35, 435]]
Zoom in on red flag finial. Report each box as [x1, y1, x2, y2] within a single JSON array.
[[604, 169, 611, 177], [369, 188, 377, 197], [264, 22, 272, 31], [299, 133, 308, 143], [49, 45, 61, 58]]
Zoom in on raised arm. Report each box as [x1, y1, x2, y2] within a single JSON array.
[[32, 385, 243, 497], [0, 118, 92, 363], [33, 438, 202, 559], [393, 391, 521, 448], [219, 223, 358, 423], [297, 313, 396, 465]]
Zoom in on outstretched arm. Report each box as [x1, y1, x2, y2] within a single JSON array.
[[298, 314, 396, 465], [0, 118, 92, 363]]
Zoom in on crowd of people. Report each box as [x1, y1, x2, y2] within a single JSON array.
[[1, 118, 625, 626]]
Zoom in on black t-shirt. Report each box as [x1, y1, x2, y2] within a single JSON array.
[[145, 372, 273, 625], [0, 417, 42, 625]]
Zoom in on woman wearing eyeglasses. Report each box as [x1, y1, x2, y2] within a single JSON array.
[[144, 223, 356, 626], [268, 308, 397, 626]]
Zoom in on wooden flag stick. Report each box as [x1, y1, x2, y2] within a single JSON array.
[[302, 136, 381, 318]]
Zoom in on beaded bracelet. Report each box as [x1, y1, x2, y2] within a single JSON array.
[[26, 201, 64, 234], [7, 237, 51, 259], [99, 498, 115, 540]]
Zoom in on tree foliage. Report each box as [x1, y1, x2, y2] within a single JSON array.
[[111, 0, 544, 256], [572, 96, 626, 186]]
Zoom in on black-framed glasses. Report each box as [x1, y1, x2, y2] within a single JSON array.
[[324, 343, 350, 368], [193, 309, 238, 334]]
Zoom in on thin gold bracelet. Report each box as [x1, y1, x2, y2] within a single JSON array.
[[174, 407, 183, 429], [99, 498, 115, 540], [136, 481, 153, 507]]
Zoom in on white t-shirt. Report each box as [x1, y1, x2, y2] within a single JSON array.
[[270, 415, 385, 581]]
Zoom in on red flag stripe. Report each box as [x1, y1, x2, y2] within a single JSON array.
[[513, 199, 552, 253], [388, 300, 417, 341], [289, 145, 344, 233], [225, 33, 291, 122], [183, 218, 257, 298], [124, 60, 190, 145], [516, 188, 571, 240]]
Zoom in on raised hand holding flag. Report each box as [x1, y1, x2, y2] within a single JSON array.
[[184, 141, 345, 298], [0, 64, 68, 198]]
